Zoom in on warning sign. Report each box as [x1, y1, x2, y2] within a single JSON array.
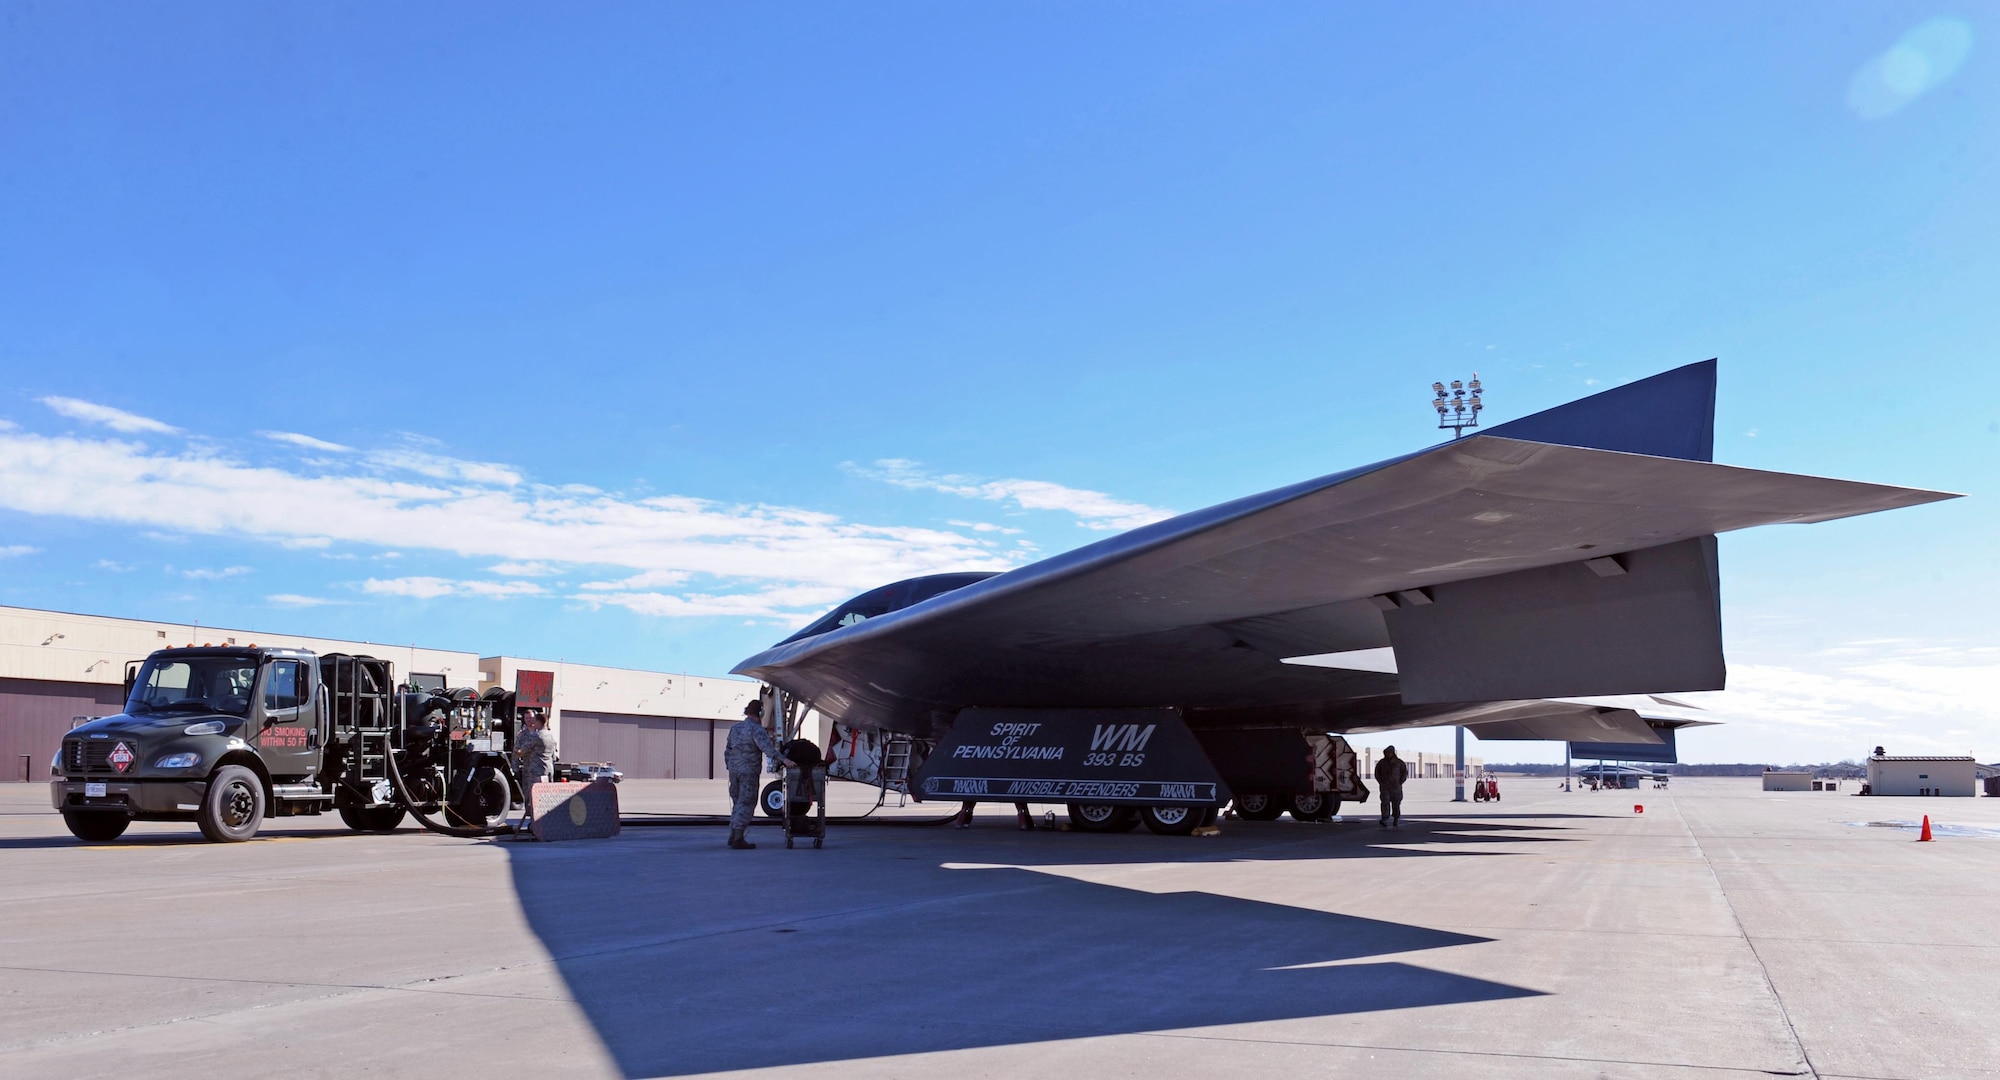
[[516, 670, 554, 710], [109, 742, 133, 773]]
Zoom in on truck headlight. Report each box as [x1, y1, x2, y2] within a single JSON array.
[[183, 721, 226, 736], [154, 753, 202, 769], [51, 749, 62, 776]]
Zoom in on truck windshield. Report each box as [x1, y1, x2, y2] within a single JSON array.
[[127, 657, 259, 717]]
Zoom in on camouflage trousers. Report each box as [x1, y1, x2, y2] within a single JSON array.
[[728, 769, 760, 829]]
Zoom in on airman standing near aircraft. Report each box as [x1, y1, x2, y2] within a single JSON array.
[[725, 699, 784, 849], [1375, 745, 1409, 828], [515, 710, 553, 786], [511, 710, 554, 834]]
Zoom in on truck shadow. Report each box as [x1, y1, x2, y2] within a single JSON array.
[[503, 829, 1546, 1078]]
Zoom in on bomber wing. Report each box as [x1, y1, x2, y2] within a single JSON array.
[[734, 362, 1954, 735]]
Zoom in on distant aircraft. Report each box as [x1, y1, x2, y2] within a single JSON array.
[[735, 361, 1953, 833], [1573, 763, 1668, 788]]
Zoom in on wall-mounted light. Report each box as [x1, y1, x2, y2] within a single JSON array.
[[41, 633, 65, 646], [84, 659, 109, 673]]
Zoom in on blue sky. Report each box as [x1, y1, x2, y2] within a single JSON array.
[[1, 5, 1993, 762]]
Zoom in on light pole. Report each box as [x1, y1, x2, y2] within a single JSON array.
[[1431, 375, 1483, 439], [1431, 374, 1485, 801]]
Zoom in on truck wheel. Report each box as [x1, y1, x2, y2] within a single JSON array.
[[199, 766, 266, 842], [760, 780, 786, 819], [338, 804, 407, 832], [1067, 803, 1136, 832], [1233, 794, 1283, 821], [62, 810, 130, 842], [1288, 793, 1330, 822], [447, 768, 512, 829], [1140, 805, 1201, 836]]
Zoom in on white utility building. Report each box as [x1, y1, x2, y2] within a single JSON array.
[[1867, 755, 1976, 797], [1762, 770, 1813, 791]]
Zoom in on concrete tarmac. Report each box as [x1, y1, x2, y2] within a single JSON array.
[[3, 777, 1997, 1079]]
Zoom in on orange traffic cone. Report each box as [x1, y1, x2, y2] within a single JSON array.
[[1918, 815, 1934, 842]]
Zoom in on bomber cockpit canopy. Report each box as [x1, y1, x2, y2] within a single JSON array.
[[780, 572, 998, 645]]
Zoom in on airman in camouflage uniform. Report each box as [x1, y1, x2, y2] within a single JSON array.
[[724, 699, 783, 849]]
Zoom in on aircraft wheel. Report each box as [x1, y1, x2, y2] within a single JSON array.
[[1140, 804, 1201, 836], [1067, 803, 1136, 832], [760, 780, 786, 819], [1233, 794, 1283, 821], [62, 810, 130, 842], [1288, 792, 1331, 822]]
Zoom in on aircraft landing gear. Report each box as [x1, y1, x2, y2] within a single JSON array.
[[1288, 792, 1336, 822], [1066, 803, 1139, 832], [1139, 804, 1203, 835], [1233, 793, 1284, 821]]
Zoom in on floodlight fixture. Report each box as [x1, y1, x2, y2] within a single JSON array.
[[1431, 372, 1484, 439]]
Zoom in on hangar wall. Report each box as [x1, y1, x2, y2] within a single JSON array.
[[0, 605, 758, 784], [0, 605, 478, 784]]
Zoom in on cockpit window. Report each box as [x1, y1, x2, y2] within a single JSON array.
[[780, 572, 999, 645]]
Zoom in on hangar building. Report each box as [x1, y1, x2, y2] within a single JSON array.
[[0, 605, 756, 784], [1867, 754, 1977, 797]]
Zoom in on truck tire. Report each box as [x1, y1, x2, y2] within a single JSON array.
[[338, 804, 407, 832], [1233, 794, 1283, 821], [62, 810, 130, 842], [1139, 804, 1201, 835], [1066, 803, 1137, 832], [760, 780, 786, 819], [199, 766, 266, 842], [1287, 792, 1331, 822], [447, 768, 512, 829]]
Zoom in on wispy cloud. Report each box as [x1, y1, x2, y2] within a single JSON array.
[[364, 576, 546, 600], [261, 431, 354, 453], [95, 559, 134, 571], [40, 396, 179, 435], [848, 459, 1173, 531], [573, 582, 853, 624], [180, 565, 252, 580], [367, 447, 522, 487], [0, 428, 1012, 624], [0, 544, 37, 559], [948, 519, 1024, 535], [490, 561, 560, 577], [1687, 638, 2000, 762], [268, 593, 340, 607]]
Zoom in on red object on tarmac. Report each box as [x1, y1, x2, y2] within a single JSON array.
[[1918, 815, 1934, 842], [1634, 804, 1644, 814]]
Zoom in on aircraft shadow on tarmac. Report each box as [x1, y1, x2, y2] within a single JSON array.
[[504, 833, 1547, 1078]]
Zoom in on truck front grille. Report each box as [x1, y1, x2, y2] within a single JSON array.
[[63, 739, 129, 774]]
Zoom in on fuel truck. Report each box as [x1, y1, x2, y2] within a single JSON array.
[[49, 645, 523, 842]]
